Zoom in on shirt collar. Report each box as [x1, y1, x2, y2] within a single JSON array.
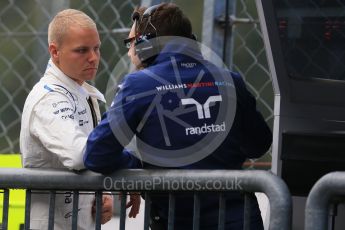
[[82, 82, 106, 103]]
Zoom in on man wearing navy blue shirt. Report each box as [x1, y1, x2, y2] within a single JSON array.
[[84, 3, 272, 229]]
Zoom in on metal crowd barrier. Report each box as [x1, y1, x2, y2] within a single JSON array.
[[305, 171, 345, 230], [0, 168, 291, 230]]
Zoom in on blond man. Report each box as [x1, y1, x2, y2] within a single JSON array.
[[20, 9, 112, 229]]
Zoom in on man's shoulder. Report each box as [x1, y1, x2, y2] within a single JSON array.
[[125, 69, 151, 80], [122, 70, 156, 88], [24, 80, 77, 114], [30, 79, 75, 100]]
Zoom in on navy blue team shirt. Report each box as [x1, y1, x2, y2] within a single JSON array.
[[84, 40, 272, 229]]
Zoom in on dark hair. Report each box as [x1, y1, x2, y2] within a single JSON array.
[[132, 3, 193, 39]]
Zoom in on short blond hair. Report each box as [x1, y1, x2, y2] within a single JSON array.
[[48, 9, 97, 46]]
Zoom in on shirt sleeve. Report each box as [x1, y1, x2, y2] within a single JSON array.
[[30, 92, 87, 170], [232, 73, 272, 158], [84, 76, 142, 174]]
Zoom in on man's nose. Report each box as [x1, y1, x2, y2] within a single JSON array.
[[88, 50, 99, 62]]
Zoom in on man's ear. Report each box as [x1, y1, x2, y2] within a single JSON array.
[[49, 42, 59, 62]]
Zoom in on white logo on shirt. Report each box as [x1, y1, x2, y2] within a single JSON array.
[[181, 95, 222, 119]]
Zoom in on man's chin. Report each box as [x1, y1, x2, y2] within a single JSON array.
[[134, 63, 144, 70]]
